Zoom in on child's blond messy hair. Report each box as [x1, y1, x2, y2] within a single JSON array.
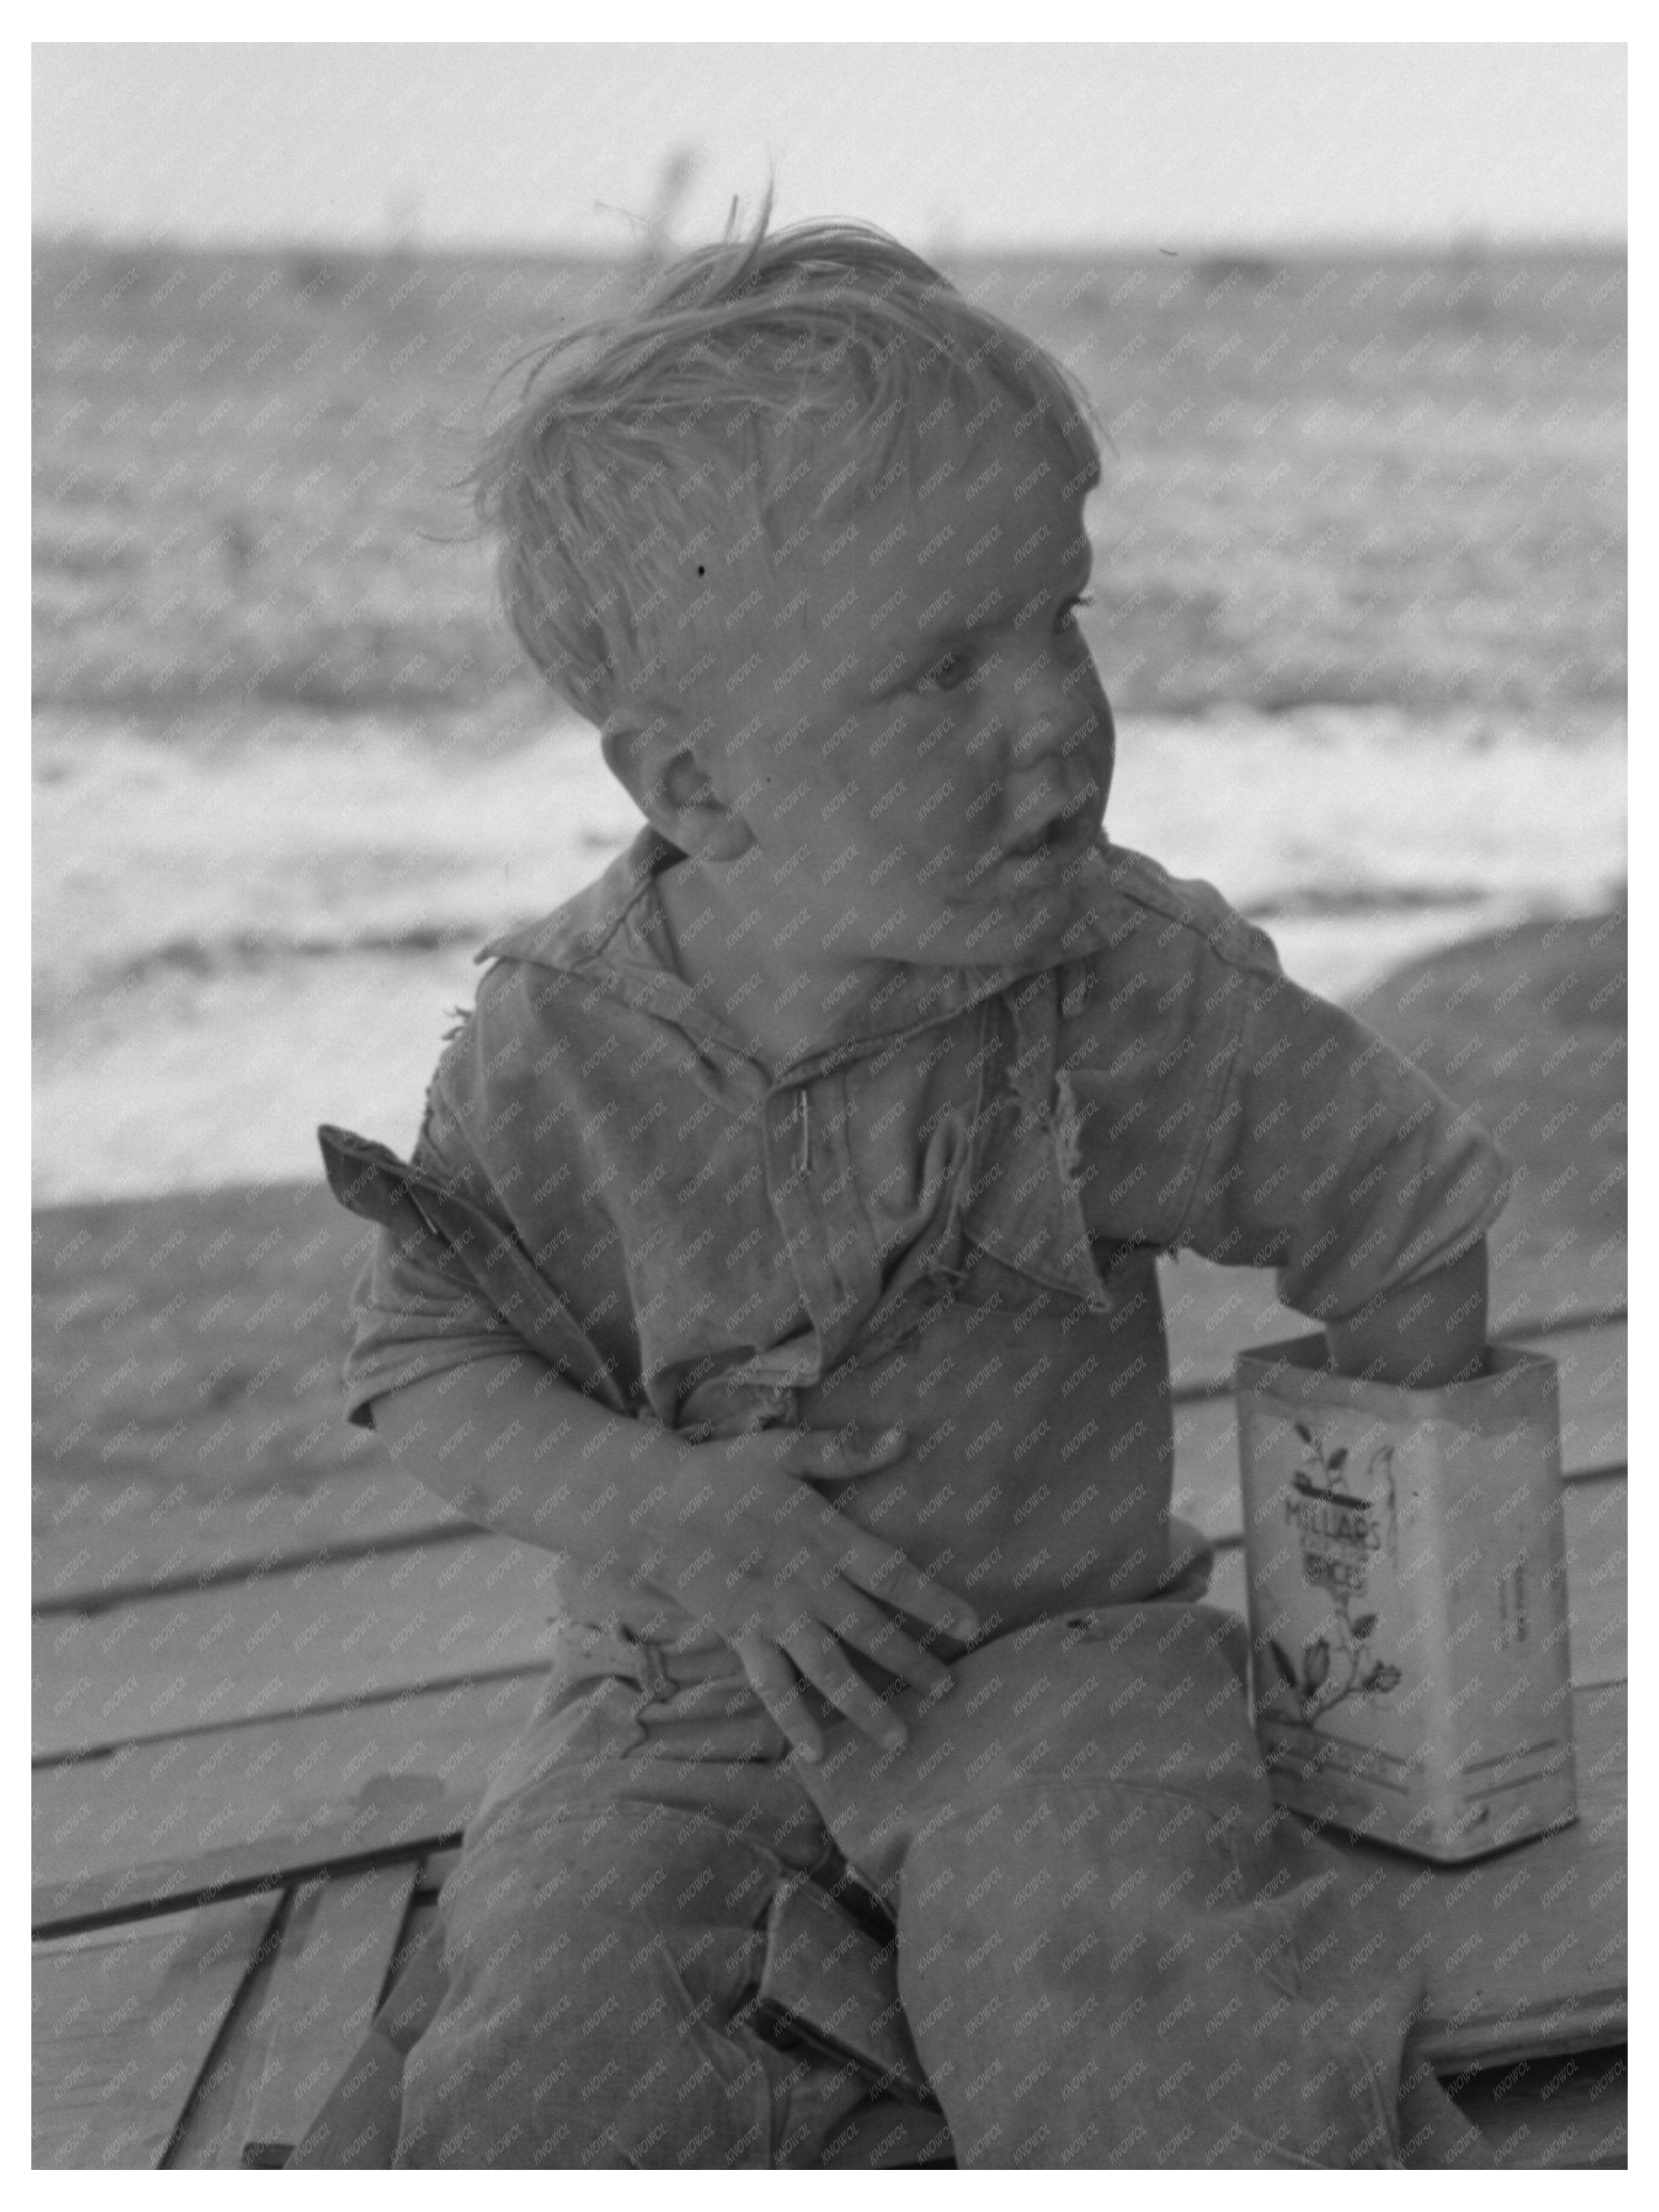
[[472, 202, 1100, 724]]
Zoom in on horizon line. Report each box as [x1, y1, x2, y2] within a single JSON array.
[[32, 224, 1630, 264]]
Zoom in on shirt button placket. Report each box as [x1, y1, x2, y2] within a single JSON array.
[[765, 1086, 821, 1327], [766, 1077, 878, 1369]]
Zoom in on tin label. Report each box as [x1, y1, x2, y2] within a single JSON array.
[[1262, 1421, 1405, 1727], [1235, 1339, 1576, 1860]]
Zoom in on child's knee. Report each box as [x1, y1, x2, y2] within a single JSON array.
[[397, 1814, 817, 2165], [397, 1891, 776, 2168]]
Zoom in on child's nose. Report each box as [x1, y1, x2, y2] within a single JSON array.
[[1006, 646, 1105, 741], [1011, 701, 1097, 770], [1006, 693, 1115, 818], [1013, 708, 1062, 761]]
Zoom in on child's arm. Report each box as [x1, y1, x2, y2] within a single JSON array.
[[372, 1351, 979, 1761], [1325, 1236, 1487, 1388], [1062, 888, 1510, 1391]]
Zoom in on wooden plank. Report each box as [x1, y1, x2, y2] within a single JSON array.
[[34, 1496, 471, 1624], [31, 1180, 421, 1612], [35, 1830, 445, 1947], [1563, 1474, 1628, 1689], [1205, 1468, 1626, 1691], [1196, 1680, 1621, 2073], [225, 1865, 417, 2168], [170, 1864, 418, 2168], [386, 1893, 440, 1977], [285, 1897, 445, 2170], [34, 1533, 566, 1760], [1170, 1393, 1244, 1538], [33, 1891, 280, 2169], [33, 1477, 467, 1622], [414, 1849, 462, 1896], [1530, 1316, 1627, 1474], [1448, 2048, 1627, 2168], [1407, 1680, 1625, 2068], [33, 1668, 543, 1918]]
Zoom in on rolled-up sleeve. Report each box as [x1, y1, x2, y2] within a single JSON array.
[[1176, 962, 1512, 1321], [342, 1218, 527, 1428]]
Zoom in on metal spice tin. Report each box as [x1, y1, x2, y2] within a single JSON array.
[[1233, 1337, 1578, 1862]]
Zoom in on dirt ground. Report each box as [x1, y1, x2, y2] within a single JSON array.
[[34, 241, 1624, 724]]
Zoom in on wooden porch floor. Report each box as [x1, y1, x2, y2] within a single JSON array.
[[33, 1247, 1627, 2169]]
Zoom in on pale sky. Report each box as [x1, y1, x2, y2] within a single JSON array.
[[34, 43, 1625, 254]]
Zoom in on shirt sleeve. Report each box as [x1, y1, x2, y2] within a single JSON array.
[[1174, 956, 1512, 1322], [337, 1037, 540, 1427], [342, 1213, 529, 1429]]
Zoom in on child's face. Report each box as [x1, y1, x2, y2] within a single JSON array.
[[668, 414, 1117, 979]]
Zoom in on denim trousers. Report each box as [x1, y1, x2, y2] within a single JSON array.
[[390, 1585, 1493, 2170]]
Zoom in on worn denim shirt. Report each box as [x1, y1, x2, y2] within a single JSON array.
[[320, 827, 1508, 1641]]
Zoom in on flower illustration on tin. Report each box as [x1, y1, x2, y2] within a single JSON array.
[[1267, 1425, 1404, 1725], [1267, 1595, 1402, 1723]]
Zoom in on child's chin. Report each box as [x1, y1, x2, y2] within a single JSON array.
[[968, 878, 1110, 966]]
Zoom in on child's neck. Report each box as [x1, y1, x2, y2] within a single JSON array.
[[655, 853, 900, 1071]]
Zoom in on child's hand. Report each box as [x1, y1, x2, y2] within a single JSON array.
[[1326, 1237, 1488, 1388], [640, 1425, 979, 1763]]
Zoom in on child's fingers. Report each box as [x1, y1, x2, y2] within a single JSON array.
[[780, 1619, 909, 1753], [734, 1634, 826, 1764], [834, 1527, 980, 1643], [818, 1581, 953, 1698], [789, 1423, 910, 1478]]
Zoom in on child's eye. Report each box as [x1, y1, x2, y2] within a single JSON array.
[[1055, 592, 1095, 633], [917, 649, 973, 695]]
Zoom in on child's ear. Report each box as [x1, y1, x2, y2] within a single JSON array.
[[600, 710, 754, 863]]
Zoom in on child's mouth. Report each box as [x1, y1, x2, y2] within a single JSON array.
[[1004, 816, 1064, 861], [1004, 805, 1094, 868]]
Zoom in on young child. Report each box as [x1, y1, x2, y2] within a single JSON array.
[[318, 214, 1507, 2169]]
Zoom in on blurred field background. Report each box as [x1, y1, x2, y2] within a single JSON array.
[[35, 239, 1626, 1195], [35, 239, 1625, 720], [33, 234, 1625, 1597]]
